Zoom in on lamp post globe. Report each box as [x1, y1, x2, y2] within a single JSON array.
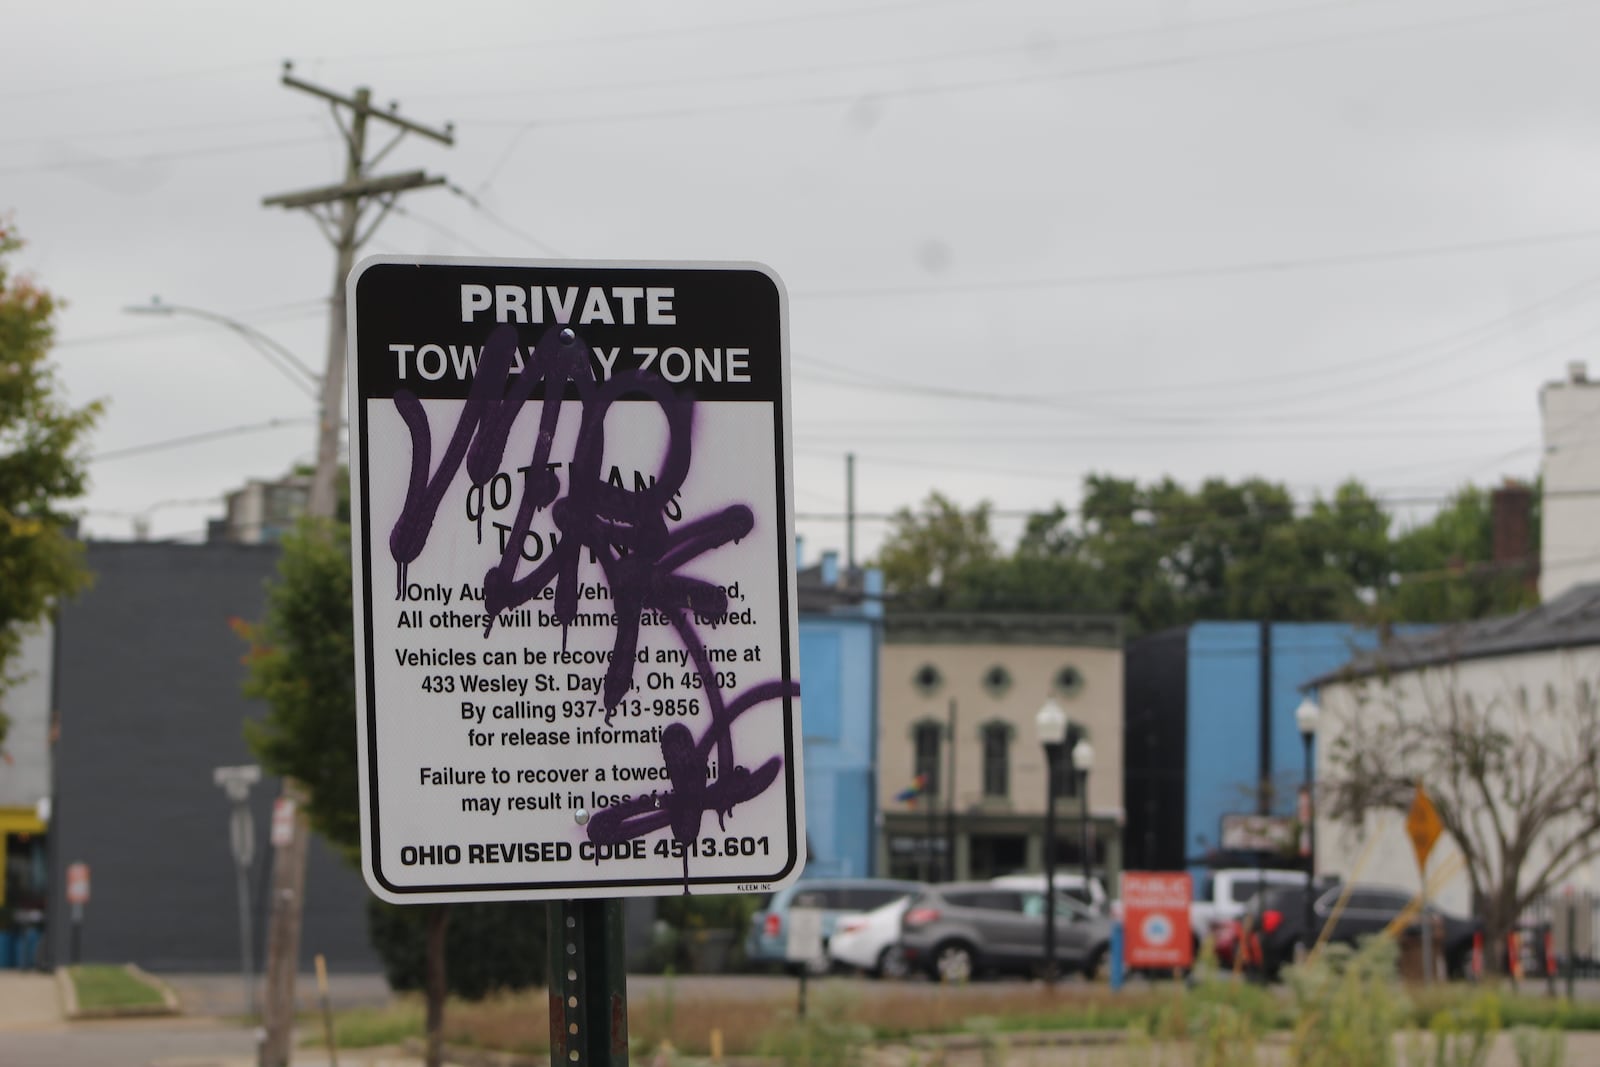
[[1295, 696, 1320, 941], [1071, 739, 1095, 922]]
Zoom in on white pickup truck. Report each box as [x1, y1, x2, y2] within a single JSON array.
[[1192, 868, 1309, 937]]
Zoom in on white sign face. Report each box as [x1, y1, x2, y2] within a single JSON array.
[[66, 862, 90, 906], [271, 796, 297, 848], [784, 907, 824, 964], [347, 256, 804, 903]]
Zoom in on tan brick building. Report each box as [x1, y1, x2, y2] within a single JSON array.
[[875, 614, 1124, 887]]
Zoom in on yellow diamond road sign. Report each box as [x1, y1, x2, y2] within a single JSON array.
[[1407, 783, 1443, 873]]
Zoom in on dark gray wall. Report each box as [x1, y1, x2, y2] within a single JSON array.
[[1123, 627, 1189, 873], [49, 541, 380, 973]]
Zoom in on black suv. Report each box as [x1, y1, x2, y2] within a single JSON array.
[[1246, 883, 1481, 980]]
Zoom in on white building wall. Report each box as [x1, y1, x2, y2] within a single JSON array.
[[0, 622, 53, 812], [1315, 645, 1600, 917], [1540, 363, 1600, 601]]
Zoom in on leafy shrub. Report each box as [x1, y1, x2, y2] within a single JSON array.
[[366, 898, 549, 1000]]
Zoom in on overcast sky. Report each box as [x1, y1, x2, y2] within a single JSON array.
[[9, 0, 1600, 564]]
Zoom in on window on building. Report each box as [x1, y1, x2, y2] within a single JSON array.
[[982, 664, 1012, 698], [912, 720, 941, 796], [982, 722, 1010, 798]]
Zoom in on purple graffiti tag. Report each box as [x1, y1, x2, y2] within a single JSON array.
[[583, 678, 797, 882], [390, 324, 574, 600], [386, 322, 794, 875]]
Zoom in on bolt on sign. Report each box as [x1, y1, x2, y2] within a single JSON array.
[[1406, 782, 1444, 874], [347, 257, 804, 903]]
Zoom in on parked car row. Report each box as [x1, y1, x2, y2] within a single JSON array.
[[1241, 883, 1483, 980], [745, 878, 925, 974], [744, 875, 1112, 982], [744, 874, 1486, 984]]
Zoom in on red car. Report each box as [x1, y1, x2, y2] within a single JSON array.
[[1212, 919, 1243, 968]]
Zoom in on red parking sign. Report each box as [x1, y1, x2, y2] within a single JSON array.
[[1123, 871, 1193, 969], [66, 862, 90, 906]]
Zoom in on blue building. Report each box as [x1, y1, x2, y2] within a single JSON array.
[[1123, 621, 1423, 876], [795, 548, 884, 879]]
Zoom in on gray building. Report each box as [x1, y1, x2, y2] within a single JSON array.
[[45, 540, 378, 972]]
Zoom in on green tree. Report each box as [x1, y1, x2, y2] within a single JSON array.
[[876, 491, 999, 606], [237, 518, 544, 1067], [0, 220, 102, 746], [872, 475, 1399, 634], [1071, 475, 1388, 631], [1380, 484, 1539, 622], [237, 518, 359, 861]]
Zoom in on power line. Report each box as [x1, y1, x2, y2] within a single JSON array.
[[89, 417, 316, 463], [55, 300, 328, 350], [419, 0, 1424, 107], [319, 0, 975, 69], [1039, 273, 1600, 400], [0, 135, 327, 176], [0, 113, 319, 149], [789, 272, 1600, 426], [457, 1, 1587, 135], [445, 185, 569, 258], [791, 226, 1600, 301]]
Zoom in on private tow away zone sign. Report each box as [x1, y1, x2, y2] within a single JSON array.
[[347, 256, 804, 903]]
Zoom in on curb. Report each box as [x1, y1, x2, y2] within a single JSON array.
[[396, 1029, 1133, 1067], [403, 1037, 542, 1067], [905, 1028, 1127, 1051], [58, 963, 182, 1020], [54, 967, 77, 1018]]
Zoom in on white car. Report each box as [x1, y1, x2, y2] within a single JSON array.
[[826, 895, 915, 978], [989, 871, 1111, 914], [1192, 868, 1309, 933]]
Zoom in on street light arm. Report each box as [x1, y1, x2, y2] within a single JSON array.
[[124, 299, 322, 396]]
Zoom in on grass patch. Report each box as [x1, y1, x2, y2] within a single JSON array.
[[1409, 986, 1600, 1031], [67, 965, 167, 1011], [320, 966, 1600, 1060], [303, 998, 426, 1048]]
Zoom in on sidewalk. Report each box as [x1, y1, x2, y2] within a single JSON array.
[[0, 970, 63, 1029], [160, 970, 394, 1018]]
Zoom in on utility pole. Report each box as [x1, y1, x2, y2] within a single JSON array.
[[845, 452, 856, 571], [264, 60, 454, 520], [257, 62, 452, 1067]]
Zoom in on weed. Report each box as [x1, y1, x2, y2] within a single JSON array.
[[1510, 1026, 1566, 1067], [758, 987, 873, 1067], [1287, 939, 1409, 1067]]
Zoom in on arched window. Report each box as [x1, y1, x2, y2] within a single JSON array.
[[981, 722, 1012, 798]]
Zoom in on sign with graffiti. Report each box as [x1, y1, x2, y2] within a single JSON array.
[[347, 256, 803, 902]]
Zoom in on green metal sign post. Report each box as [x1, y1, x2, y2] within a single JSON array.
[[549, 899, 629, 1067]]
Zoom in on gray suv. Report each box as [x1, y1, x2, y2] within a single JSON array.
[[899, 882, 1112, 982]]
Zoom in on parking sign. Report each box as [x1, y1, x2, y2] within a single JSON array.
[[347, 257, 804, 903]]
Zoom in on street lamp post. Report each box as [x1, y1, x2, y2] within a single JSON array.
[[125, 298, 322, 399], [214, 764, 262, 1017], [1036, 698, 1068, 985], [1073, 740, 1095, 915], [1296, 697, 1320, 943]]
